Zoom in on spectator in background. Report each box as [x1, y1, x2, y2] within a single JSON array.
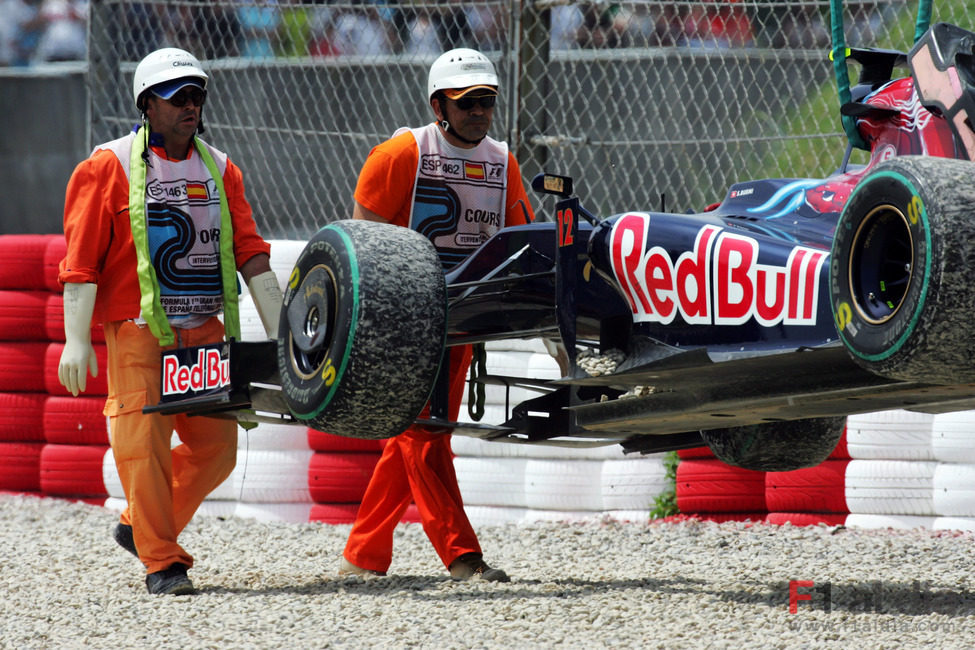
[[1, 0, 45, 65], [431, 1, 472, 50], [34, 0, 86, 62], [236, 0, 280, 58], [575, 3, 630, 49]]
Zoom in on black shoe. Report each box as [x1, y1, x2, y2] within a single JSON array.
[[145, 563, 195, 595], [113, 523, 139, 559]]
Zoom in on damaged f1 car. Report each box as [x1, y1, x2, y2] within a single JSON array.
[[151, 22, 975, 472]]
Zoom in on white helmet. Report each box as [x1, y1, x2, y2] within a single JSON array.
[[132, 48, 208, 109], [427, 48, 498, 101]]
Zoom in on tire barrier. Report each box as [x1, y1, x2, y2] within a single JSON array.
[[675, 458, 766, 515], [765, 460, 849, 514], [846, 410, 935, 460], [43, 396, 108, 445], [5, 234, 975, 531], [39, 443, 108, 497], [0, 392, 47, 442], [931, 411, 975, 464], [845, 460, 937, 516]]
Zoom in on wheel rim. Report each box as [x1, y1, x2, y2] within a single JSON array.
[[286, 264, 337, 380], [848, 204, 914, 325]]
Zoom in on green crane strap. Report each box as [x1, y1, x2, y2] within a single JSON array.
[[128, 127, 241, 346], [829, 0, 868, 151], [467, 342, 487, 421], [914, 0, 932, 44]]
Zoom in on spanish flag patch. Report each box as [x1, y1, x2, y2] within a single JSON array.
[[464, 162, 485, 180], [186, 182, 209, 200]]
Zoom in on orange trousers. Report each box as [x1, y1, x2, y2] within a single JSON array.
[[103, 318, 237, 574], [344, 346, 480, 573]]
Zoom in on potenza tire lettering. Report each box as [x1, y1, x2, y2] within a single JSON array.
[[276, 220, 447, 439], [830, 156, 975, 383]]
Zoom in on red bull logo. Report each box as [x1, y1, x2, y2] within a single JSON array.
[[608, 213, 827, 327], [162, 347, 230, 396]]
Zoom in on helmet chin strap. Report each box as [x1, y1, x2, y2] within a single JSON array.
[[440, 119, 485, 146]]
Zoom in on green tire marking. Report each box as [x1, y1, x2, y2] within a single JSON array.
[[836, 169, 932, 362], [294, 223, 360, 420]]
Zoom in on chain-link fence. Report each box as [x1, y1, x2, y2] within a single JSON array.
[[88, 0, 968, 238]]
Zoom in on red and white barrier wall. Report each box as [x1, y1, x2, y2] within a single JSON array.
[[4, 233, 975, 532]]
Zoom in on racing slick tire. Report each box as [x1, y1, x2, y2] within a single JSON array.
[[700, 416, 846, 472], [277, 220, 447, 440], [830, 155, 975, 384]]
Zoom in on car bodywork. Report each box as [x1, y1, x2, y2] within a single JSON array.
[[150, 23, 975, 469]]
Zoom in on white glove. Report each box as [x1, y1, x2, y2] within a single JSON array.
[[58, 282, 98, 396], [247, 270, 283, 340]]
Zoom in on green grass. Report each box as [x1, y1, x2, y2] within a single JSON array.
[[749, 0, 971, 181]]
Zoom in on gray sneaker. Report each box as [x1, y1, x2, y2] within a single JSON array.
[[448, 553, 510, 582], [145, 563, 195, 595]]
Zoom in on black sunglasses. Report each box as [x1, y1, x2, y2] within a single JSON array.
[[453, 95, 496, 111], [157, 87, 207, 108]]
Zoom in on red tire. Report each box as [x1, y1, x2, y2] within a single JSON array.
[[307, 429, 384, 452], [44, 343, 109, 396], [0, 235, 55, 290], [0, 393, 47, 441], [829, 427, 850, 459], [676, 459, 766, 513], [0, 291, 49, 341], [44, 294, 105, 343], [766, 512, 848, 526], [677, 447, 714, 459], [765, 459, 849, 514], [43, 236, 67, 293], [40, 443, 109, 496], [309, 503, 360, 524], [309, 502, 420, 524], [0, 342, 48, 393], [308, 452, 380, 503], [43, 395, 108, 445], [0, 442, 43, 491]]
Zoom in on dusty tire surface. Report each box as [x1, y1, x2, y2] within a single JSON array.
[[701, 416, 846, 472], [830, 155, 975, 383], [277, 220, 446, 440]]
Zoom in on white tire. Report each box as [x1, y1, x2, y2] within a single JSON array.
[[932, 516, 975, 532], [844, 460, 937, 515], [454, 457, 527, 507], [844, 513, 935, 530], [234, 502, 312, 523], [600, 457, 668, 510], [932, 463, 975, 516], [931, 411, 975, 463], [464, 505, 528, 527], [233, 449, 313, 503], [845, 410, 935, 460], [239, 421, 310, 451], [101, 448, 124, 499], [524, 459, 603, 511]]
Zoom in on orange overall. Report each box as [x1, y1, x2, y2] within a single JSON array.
[[344, 345, 476, 572], [60, 139, 270, 574], [105, 318, 237, 573], [344, 125, 534, 573]]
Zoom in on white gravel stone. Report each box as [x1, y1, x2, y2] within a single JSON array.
[[2, 494, 975, 648]]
